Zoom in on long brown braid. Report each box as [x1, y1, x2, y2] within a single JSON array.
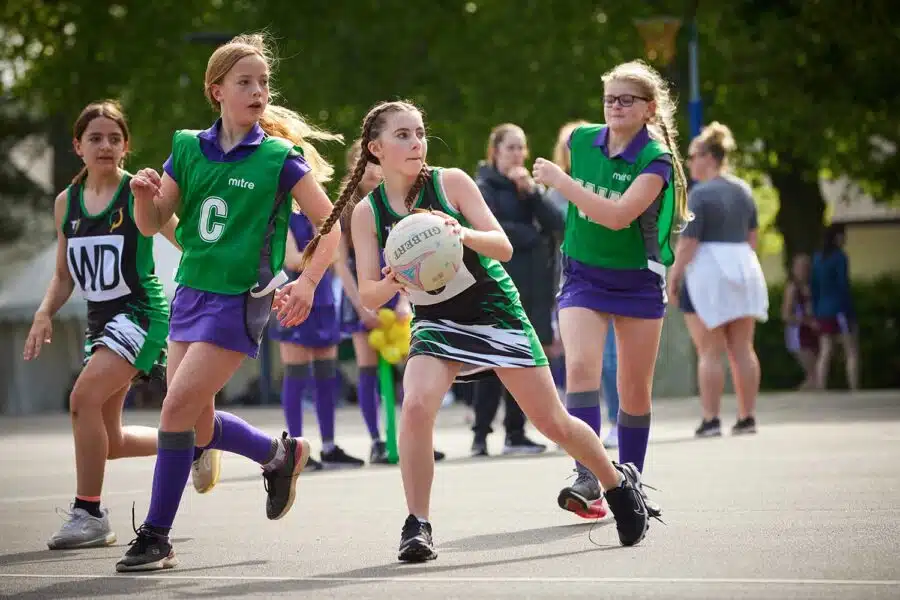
[[299, 100, 422, 269], [659, 119, 690, 226]]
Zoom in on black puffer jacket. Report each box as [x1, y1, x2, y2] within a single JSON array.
[[475, 163, 564, 343]]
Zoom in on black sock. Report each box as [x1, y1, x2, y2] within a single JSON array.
[[146, 523, 171, 537], [73, 497, 103, 518]]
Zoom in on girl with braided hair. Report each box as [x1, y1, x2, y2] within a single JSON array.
[[116, 33, 342, 571], [532, 60, 689, 520], [301, 100, 653, 563]]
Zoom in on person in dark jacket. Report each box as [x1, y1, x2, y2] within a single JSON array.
[[469, 123, 565, 456]]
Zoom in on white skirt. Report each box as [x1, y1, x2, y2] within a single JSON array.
[[684, 242, 769, 329]]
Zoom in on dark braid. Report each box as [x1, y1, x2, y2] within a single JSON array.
[[404, 165, 429, 212], [298, 103, 397, 270]]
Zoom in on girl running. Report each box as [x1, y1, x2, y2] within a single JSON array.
[[332, 141, 444, 464], [115, 33, 342, 572], [301, 100, 653, 562], [23, 101, 214, 550], [272, 212, 365, 469], [531, 60, 689, 519]]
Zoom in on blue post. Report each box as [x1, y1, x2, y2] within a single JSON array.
[[259, 329, 272, 404], [688, 19, 702, 139]]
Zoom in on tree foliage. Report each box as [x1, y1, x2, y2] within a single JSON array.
[[3, 0, 899, 260]]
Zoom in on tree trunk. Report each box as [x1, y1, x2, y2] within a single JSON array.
[[769, 151, 826, 270]]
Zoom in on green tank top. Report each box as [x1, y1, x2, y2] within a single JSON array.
[[563, 124, 676, 269], [62, 173, 168, 331], [170, 130, 294, 294], [367, 168, 524, 327]]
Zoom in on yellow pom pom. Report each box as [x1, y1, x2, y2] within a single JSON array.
[[368, 329, 387, 350], [387, 322, 409, 343], [381, 345, 404, 364], [377, 308, 396, 329]]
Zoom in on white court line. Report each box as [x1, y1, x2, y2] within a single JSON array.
[[0, 573, 897, 586]]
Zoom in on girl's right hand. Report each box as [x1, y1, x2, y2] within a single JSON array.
[[381, 266, 409, 295], [359, 307, 381, 330], [130, 168, 162, 203], [23, 312, 53, 360]]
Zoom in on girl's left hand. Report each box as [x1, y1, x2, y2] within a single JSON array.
[[532, 158, 565, 188], [275, 275, 316, 326], [431, 210, 466, 242]]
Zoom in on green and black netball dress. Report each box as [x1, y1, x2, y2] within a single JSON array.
[[63, 173, 169, 373], [367, 167, 547, 380]]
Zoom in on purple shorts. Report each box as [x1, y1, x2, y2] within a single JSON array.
[[556, 257, 666, 320], [340, 291, 400, 335], [270, 303, 341, 348], [169, 285, 273, 359]]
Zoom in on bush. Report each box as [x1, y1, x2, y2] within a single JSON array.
[[755, 273, 900, 390]]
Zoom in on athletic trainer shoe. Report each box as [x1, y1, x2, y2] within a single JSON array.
[[398, 514, 437, 563], [603, 462, 650, 546], [557, 464, 602, 515], [321, 445, 365, 469], [191, 449, 222, 494], [115, 524, 177, 572], [502, 433, 547, 455], [263, 432, 311, 520], [47, 506, 116, 550]]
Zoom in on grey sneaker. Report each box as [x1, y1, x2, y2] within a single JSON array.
[[557, 464, 602, 514], [191, 448, 222, 494], [47, 506, 116, 550]]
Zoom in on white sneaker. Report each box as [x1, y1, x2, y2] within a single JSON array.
[[47, 506, 116, 550], [191, 448, 222, 494], [603, 425, 618, 449]]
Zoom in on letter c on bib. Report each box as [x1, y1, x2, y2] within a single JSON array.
[[199, 196, 227, 242]]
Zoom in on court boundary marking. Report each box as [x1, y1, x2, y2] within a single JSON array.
[[0, 573, 898, 586]]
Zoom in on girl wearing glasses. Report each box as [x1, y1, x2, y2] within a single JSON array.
[[532, 60, 689, 520]]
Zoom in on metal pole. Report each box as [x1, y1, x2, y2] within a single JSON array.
[[688, 18, 702, 139]]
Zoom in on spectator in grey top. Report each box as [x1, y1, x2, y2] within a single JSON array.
[[667, 122, 769, 439]]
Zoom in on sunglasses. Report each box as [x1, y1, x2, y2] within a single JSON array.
[[603, 94, 651, 108]]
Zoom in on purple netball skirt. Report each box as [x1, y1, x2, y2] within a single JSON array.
[[270, 303, 341, 348], [169, 285, 274, 358], [556, 257, 666, 319]]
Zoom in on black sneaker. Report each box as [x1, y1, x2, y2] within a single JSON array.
[[262, 432, 311, 520], [433, 449, 446, 462], [503, 433, 547, 455], [471, 434, 488, 457], [115, 524, 177, 572], [695, 417, 722, 438], [732, 416, 757, 435], [618, 462, 663, 520], [321, 445, 365, 469], [557, 464, 602, 514], [305, 456, 324, 471], [370, 440, 391, 465], [603, 462, 650, 547], [398, 514, 437, 563]]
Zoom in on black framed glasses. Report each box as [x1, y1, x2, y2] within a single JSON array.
[[603, 94, 650, 107]]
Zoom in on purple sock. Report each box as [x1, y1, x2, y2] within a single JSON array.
[[146, 430, 195, 530], [203, 411, 277, 465], [312, 359, 337, 444], [358, 366, 381, 440], [617, 409, 651, 472], [282, 363, 311, 437], [566, 390, 601, 471]]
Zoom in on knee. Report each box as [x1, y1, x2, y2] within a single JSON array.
[[400, 390, 440, 430], [68, 384, 101, 418], [697, 350, 721, 367], [529, 405, 569, 443], [566, 352, 600, 386]]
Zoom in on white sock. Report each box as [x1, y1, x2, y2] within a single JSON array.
[[415, 515, 429, 525]]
